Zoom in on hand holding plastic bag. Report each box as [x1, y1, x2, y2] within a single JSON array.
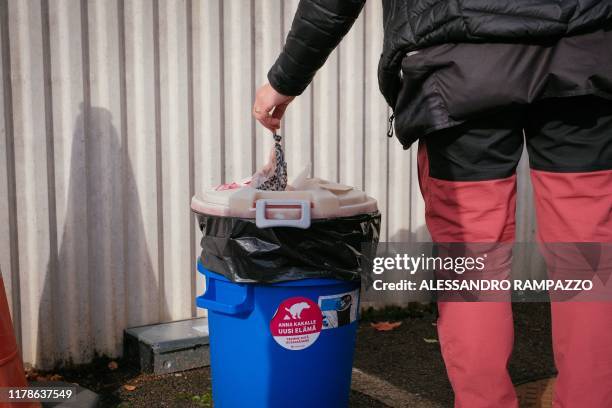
[[214, 133, 288, 192]]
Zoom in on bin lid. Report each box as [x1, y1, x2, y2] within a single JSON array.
[[191, 177, 377, 220]]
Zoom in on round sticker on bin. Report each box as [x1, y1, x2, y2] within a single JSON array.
[[270, 297, 322, 351]]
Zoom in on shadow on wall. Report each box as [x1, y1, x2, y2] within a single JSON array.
[[37, 104, 169, 369]]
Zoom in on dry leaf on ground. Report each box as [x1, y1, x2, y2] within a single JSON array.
[[108, 361, 119, 370], [124, 385, 136, 392], [370, 321, 402, 331]]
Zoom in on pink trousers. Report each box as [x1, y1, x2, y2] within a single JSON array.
[[417, 95, 612, 407]]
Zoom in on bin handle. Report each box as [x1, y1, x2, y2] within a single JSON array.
[[255, 199, 311, 229], [196, 263, 254, 315], [197, 276, 254, 316]]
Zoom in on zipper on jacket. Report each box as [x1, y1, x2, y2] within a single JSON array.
[[387, 113, 395, 138]]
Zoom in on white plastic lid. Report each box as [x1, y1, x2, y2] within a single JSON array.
[[191, 178, 378, 223]]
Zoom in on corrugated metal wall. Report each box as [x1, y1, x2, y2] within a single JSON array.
[[0, 0, 537, 368]]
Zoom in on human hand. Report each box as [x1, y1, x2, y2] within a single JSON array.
[[252, 83, 294, 132]]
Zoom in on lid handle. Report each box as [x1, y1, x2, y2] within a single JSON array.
[[255, 199, 311, 229]]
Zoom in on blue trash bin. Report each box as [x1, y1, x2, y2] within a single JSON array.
[[197, 261, 360, 408]]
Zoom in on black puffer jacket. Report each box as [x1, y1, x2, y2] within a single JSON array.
[[268, 0, 612, 145]]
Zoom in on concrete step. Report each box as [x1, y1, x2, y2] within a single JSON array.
[[124, 317, 210, 375]]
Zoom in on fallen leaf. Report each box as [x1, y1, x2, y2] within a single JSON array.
[[124, 385, 136, 392], [423, 337, 439, 344], [108, 361, 119, 371], [49, 374, 63, 381], [370, 321, 402, 331], [25, 369, 38, 381]]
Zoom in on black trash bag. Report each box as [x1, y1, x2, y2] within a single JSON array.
[[196, 212, 381, 283]]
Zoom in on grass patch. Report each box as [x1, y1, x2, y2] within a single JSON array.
[[177, 391, 213, 407]]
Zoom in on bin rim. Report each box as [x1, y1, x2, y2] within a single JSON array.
[[197, 261, 360, 287]]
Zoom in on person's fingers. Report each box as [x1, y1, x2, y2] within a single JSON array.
[[262, 116, 281, 130], [252, 93, 275, 118], [253, 104, 272, 121], [269, 118, 281, 128], [271, 103, 288, 120], [253, 83, 293, 131], [256, 115, 280, 131], [254, 106, 279, 129]]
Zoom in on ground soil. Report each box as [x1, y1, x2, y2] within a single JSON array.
[[354, 302, 556, 407]]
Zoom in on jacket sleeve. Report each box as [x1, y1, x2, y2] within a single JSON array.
[[267, 0, 366, 96]]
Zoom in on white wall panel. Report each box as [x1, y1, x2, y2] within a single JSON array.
[[158, 0, 192, 321], [8, 0, 54, 368], [87, 0, 127, 359], [0, 0, 538, 368], [254, 0, 282, 167], [282, 0, 313, 178], [222, 0, 254, 181], [48, 0, 89, 364], [123, 0, 162, 331], [363, 1, 390, 241], [312, 48, 339, 181], [338, 9, 365, 190], [193, 0, 222, 191]]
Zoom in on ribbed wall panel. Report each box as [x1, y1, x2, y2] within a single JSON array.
[[123, 0, 162, 333], [0, 0, 537, 368], [363, 1, 390, 242], [9, 0, 54, 369], [47, 0, 89, 365]]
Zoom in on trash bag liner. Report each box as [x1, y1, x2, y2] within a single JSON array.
[[196, 212, 381, 283]]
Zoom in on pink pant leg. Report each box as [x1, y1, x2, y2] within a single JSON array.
[[531, 169, 612, 407], [437, 302, 517, 408], [418, 142, 519, 408], [550, 302, 612, 407]]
